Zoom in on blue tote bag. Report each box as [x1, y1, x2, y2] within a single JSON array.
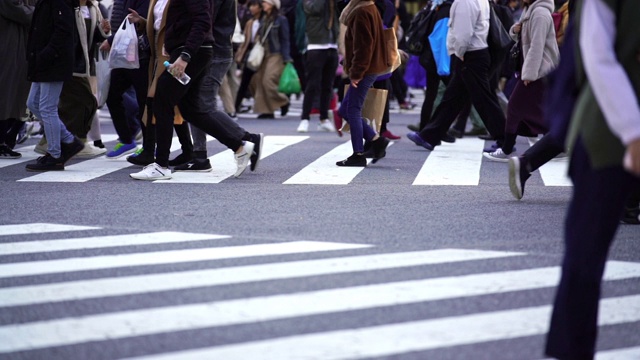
[[428, 18, 450, 76]]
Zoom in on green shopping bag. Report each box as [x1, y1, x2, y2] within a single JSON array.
[[278, 63, 301, 95]]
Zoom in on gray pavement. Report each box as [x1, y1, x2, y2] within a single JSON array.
[[0, 93, 638, 360]]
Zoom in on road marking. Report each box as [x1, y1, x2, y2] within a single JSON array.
[[162, 136, 308, 184], [1, 262, 638, 353], [0, 232, 230, 256], [529, 138, 572, 187], [0, 145, 38, 169], [413, 138, 485, 186], [284, 141, 394, 185], [121, 295, 640, 360], [0, 241, 370, 279], [596, 346, 640, 359], [0, 249, 522, 307], [0, 223, 100, 236], [18, 136, 179, 183]]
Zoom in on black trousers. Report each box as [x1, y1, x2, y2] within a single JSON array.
[[301, 49, 338, 120], [521, 133, 564, 173], [418, 49, 506, 146], [419, 59, 450, 131], [142, 97, 193, 156], [235, 66, 255, 112], [545, 138, 640, 360], [107, 61, 149, 144]]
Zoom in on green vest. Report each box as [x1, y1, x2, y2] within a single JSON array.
[[569, 0, 640, 169]]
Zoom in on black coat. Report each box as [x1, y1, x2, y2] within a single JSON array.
[[26, 0, 75, 82]]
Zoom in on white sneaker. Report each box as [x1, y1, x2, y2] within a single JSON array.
[[130, 162, 172, 180], [76, 143, 107, 158], [483, 148, 513, 162], [234, 141, 254, 178], [297, 119, 309, 133], [318, 119, 336, 132]]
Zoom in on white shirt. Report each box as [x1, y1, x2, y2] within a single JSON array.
[[580, 0, 640, 146], [447, 0, 490, 58], [80, 5, 90, 19], [154, 0, 169, 31], [251, 19, 260, 43]]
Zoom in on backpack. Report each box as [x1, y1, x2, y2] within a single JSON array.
[[405, 5, 435, 55]]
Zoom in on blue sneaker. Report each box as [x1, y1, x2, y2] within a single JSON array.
[[407, 132, 434, 151], [106, 142, 137, 158]]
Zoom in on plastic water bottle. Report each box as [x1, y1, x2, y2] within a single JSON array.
[[163, 61, 190, 85]]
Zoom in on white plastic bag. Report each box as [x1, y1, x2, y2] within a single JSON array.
[[95, 50, 111, 107], [109, 18, 139, 69]]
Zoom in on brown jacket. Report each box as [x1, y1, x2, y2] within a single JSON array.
[[139, 0, 183, 124], [341, 0, 387, 81]]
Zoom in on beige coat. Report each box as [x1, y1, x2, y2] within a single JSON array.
[[139, 0, 183, 124], [250, 49, 288, 114]]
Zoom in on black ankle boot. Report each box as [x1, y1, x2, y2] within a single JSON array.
[[336, 153, 366, 167], [371, 136, 390, 163]]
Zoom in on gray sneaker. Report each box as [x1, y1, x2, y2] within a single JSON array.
[[234, 141, 254, 178]]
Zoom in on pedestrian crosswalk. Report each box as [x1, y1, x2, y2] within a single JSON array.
[[4, 135, 570, 186], [1, 223, 638, 359]]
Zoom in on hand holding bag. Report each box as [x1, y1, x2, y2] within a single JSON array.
[[246, 23, 273, 71], [109, 18, 139, 69], [278, 63, 301, 95]]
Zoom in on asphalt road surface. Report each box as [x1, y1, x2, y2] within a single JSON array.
[[0, 92, 638, 360]]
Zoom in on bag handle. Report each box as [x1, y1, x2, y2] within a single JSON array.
[[259, 22, 274, 45]]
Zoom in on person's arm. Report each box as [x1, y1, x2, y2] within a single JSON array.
[[447, 0, 476, 59], [521, 10, 552, 82], [581, 0, 640, 175], [348, 11, 376, 84], [279, 16, 292, 63], [0, 0, 34, 26]]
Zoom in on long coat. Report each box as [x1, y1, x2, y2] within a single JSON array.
[[0, 0, 34, 120], [140, 0, 183, 124], [26, 0, 75, 83]]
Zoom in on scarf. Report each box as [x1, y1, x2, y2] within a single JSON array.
[[339, 0, 375, 25]]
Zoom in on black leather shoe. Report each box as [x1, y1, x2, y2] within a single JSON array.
[[336, 153, 366, 167], [61, 137, 85, 163], [371, 136, 390, 164], [127, 150, 155, 166], [26, 153, 64, 171], [168, 152, 193, 166], [257, 113, 275, 119], [441, 133, 456, 143]]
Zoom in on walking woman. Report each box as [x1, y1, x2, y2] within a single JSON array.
[[250, 0, 292, 119], [234, 0, 263, 115], [336, 0, 389, 166], [483, 0, 559, 162]]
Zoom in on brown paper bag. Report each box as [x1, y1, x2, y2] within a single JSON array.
[[341, 86, 388, 133]]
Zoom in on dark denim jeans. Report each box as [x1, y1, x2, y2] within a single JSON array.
[[339, 73, 378, 153]]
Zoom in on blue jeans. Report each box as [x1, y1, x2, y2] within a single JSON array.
[[27, 82, 75, 158], [339, 74, 378, 153], [189, 55, 247, 155]]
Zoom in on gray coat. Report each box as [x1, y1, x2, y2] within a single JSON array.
[[0, 0, 34, 120], [509, 0, 559, 82]]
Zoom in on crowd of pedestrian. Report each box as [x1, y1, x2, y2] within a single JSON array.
[[0, 0, 639, 356]]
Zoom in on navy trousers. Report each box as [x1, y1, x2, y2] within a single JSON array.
[[545, 138, 640, 360]]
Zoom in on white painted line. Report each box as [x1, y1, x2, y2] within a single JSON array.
[[18, 136, 179, 183], [0, 249, 522, 307], [163, 136, 308, 184], [0, 232, 230, 256], [1, 261, 638, 353], [529, 138, 572, 187], [122, 295, 640, 360], [284, 141, 394, 185], [0, 241, 370, 279], [0, 223, 100, 236], [596, 346, 640, 359], [0, 145, 38, 169], [413, 138, 485, 186], [539, 160, 572, 186]]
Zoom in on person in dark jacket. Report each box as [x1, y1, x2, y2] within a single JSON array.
[[129, 0, 260, 180], [0, 0, 35, 159], [25, 0, 85, 171]]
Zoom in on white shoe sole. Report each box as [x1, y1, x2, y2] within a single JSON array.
[[508, 157, 523, 200], [482, 152, 510, 163], [130, 174, 172, 180]]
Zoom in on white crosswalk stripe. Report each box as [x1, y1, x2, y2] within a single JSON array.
[[1, 223, 638, 358], [3, 135, 572, 186]]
